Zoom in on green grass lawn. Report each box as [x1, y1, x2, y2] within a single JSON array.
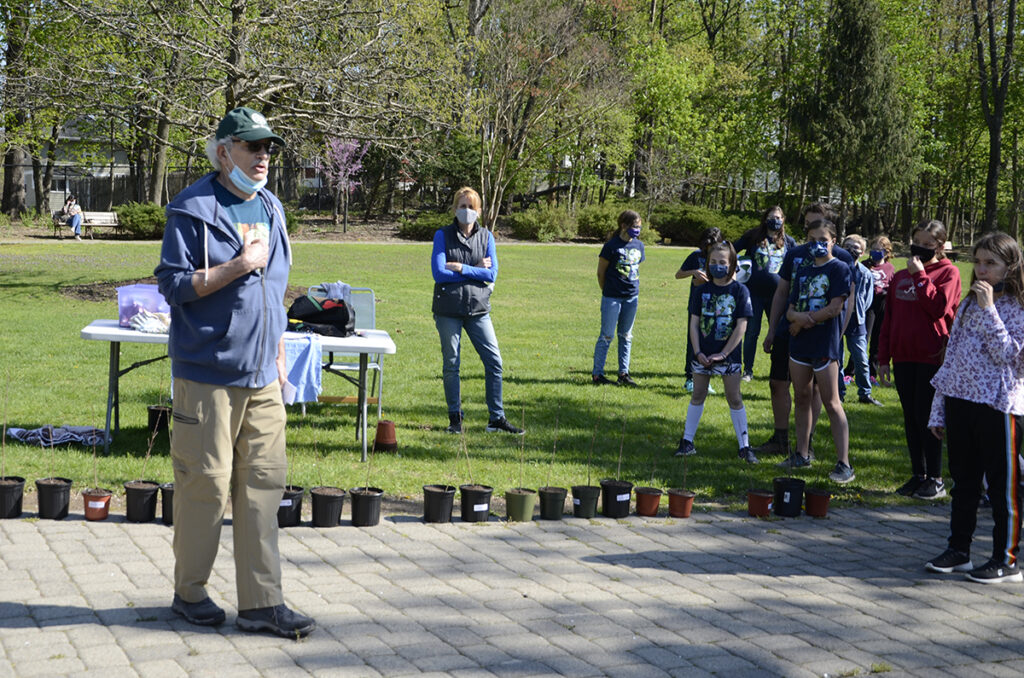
[[0, 238, 976, 510]]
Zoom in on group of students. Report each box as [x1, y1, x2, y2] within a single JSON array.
[[590, 204, 1023, 583]]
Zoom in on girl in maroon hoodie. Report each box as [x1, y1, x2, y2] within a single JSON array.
[[878, 220, 962, 500]]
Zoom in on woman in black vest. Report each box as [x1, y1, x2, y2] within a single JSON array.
[[431, 187, 523, 435]]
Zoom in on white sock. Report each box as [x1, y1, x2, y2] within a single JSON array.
[[730, 406, 749, 448], [683, 403, 704, 441]]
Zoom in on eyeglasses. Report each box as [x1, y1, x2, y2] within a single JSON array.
[[232, 138, 278, 155]]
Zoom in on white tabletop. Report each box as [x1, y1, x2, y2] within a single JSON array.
[[81, 319, 396, 355]]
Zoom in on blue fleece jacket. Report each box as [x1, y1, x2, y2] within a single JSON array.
[[155, 173, 292, 388]]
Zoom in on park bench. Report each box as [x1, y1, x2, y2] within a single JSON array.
[[53, 211, 122, 239]]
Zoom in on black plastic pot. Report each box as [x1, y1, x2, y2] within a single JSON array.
[[0, 476, 26, 519], [277, 485, 304, 527], [423, 484, 456, 523], [773, 477, 805, 518], [571, 484, 600, 518], [459, 484, 493, 523], [310, 486, 345, 527], [147, 405, 171, 435], [600, 479, 633, 519], [160, 483, 174, 525], [36, 477, 72, 520], [349, 487, 383, 527], [538, 486, 567, 520], [124, 480, 160, 523]]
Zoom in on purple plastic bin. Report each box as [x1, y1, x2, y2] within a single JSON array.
[[117, 284, 170, 327]]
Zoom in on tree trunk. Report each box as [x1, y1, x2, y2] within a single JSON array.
[[2, 144, 27, 218], [148, 114, 171, 205]]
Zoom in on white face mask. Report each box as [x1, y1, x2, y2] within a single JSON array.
[[455, 207, 478, 226]]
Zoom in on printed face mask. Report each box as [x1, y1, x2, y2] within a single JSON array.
[[768, 217, 783, 231], [627, 227, 641, 239], [455, 207, 479, 226], [910, 243, 936, 262], [869, 249, 884, 261], [708, 264, 729, 279], [808, 241, 829, 258]]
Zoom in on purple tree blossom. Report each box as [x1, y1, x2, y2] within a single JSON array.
[[320, 139, 369, 231]]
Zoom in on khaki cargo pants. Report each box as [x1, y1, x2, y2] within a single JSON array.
[[171, 378, 287, 610]]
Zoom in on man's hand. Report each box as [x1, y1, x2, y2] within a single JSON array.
[[878, 364, 891, 386], [240, 234, 269, 272]]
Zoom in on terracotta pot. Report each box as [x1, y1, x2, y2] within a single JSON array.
[[747, 489, 773, 517], [805, 488, 831, 518], [634, 486, 662, 517], [82, 488, 112, 521], [667, 488, 695, 518], [372, 420, 397, 452]]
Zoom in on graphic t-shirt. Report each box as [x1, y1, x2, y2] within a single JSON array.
[[864, 259, 896, 297], [600, 234, 645, 298], [688, 279, 753, 363], [737, 234, 797, 298], [680, 250, 705, 273], [213, 179, 270, 245], [775, 242, 856, 337], [787, 258, 851, 361]]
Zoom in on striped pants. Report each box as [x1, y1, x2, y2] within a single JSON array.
[[946, 397, 1022, 565]]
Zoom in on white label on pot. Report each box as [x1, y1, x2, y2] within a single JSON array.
[[88, 501, 106, 509], [473, 503, 488, 512], [280, 499, 293, 507], [616, 493, 630, 502], [768, 501, 773, 510], [783, 492, 791, 503], [573, 498, 581, 505]]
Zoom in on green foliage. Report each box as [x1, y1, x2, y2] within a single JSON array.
[[504, 204, 578, 242], [114, 202, 166, 239], [577, 203, 624, 240], [282, 205, 301, 234], [651, 204, 757, 246], [398, 211, 451, 241]]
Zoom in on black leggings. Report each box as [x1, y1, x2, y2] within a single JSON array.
[[946, 398, 1022, 565], [893, 362, 942, 478], [866, 294, 885, 377]]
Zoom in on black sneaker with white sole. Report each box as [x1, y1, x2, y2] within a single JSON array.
[[895, 475, 924, 497], [924, 548, 973, 574], [738, 446, 758, 464], [674, 438, 696, 457], [237, 604, 316, 638], [912, 477, 946, 500], [445, 412, 463, 434], [485, 417, 524, 435], [171, 594, 225, 626], [964, 559, 1023, 584]]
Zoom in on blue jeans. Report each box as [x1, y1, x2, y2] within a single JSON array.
[[69, 213, 82, 236], [742, 293, 770, 374], [841, 329, 871, 398], [593, 295, 638, 376], [434, 313, 504, 420]]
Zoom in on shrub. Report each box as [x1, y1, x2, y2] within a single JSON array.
[[398, 211, 451, 241], [282, 205, 301, 234], [650, 203, 756, 246], [504, 203, 577, 242], [576, 203, 621, 240], [114, 202, 166, 239]]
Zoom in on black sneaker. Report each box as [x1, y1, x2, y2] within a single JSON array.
[[445, 412, 462, 434], [924, 548, 973, 574], [617, 373, 638, 387], [485, 417, 524, 435], [738, 446, 758, 464], [913, 478, 946, 500], [754, 435, 789, 457], [964, 559, 1023, 584], [592, 373, 613, 385], [171, 594, 225, 626], [674, 438, 697, 457], [828, 461, 855, 484], [858, 395, 883, 406], [895, 475, 924, 496], [237, 604, 316, 638]]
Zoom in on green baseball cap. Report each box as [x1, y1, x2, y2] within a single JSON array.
[[216, 107, 286, 146]]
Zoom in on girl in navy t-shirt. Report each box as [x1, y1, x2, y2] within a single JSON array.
[[674, 242, 757, 463], [785, 220, 854, 483], [592, 210, 645, 386], [676, 227, 725, 391]]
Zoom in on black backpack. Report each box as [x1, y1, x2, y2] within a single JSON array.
[[287, 293, 356, 337]]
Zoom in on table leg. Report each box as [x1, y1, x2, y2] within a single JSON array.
[[360, 353, 368, 463], [103, 341, 120, 455]]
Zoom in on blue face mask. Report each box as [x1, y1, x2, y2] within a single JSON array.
[[768, 217, 783, 231], [627, 227, 641, 239], [808, 241, 830, 258], [708, 264, 729, 279], [869, 249, 884, 261], [226, 157, 267, 194]]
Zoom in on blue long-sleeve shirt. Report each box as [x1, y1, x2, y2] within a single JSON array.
[[431, 228, 498, 284]]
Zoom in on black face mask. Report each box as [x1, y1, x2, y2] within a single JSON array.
[[993, 281, 1006, 293], [910, 244, 936, 262]]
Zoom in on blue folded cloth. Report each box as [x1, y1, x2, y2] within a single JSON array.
[[318, 281, 351, 305], [7, 425, 109, 447], [284, 334, 323, 404]]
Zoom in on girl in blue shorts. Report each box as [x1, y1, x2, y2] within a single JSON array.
[[674, 241, 756, 464], [786, 220, 854, 483]]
